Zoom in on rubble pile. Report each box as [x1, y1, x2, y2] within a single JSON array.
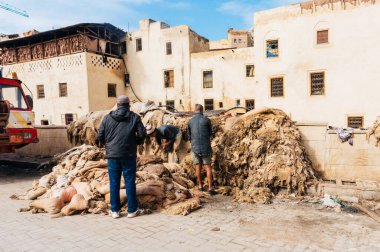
[[213, 108, 317, 203], [67, 110, 108, 146], [12, 145, 202, 217], [367, 119, 380, 148], [13, 103, 319, 216]]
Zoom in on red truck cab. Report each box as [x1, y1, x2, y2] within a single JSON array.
[[0, 77, 38, 153]]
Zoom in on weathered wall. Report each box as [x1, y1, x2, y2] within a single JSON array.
[[190, 47, 256, 109], [86, 54, 125, 112], [324, 130, 380, 182], [297, 122, 380, 182], [2, 53, 90, 125], [209, 39, 230, 50], [12, 121, 380, 183], [297, 122, 327, 174], [254, 2, 380, 127], [16, 126, 73, 157]]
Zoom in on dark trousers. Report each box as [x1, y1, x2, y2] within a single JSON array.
[[107, 158, 138, 213]]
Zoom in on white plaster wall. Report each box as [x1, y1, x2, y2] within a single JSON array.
[[190, 47, 256, 109], [125, 20, 209, 110], [3, 53, 89, 125], [254, 2, 380, 127]]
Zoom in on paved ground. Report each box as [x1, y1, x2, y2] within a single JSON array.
[[1, 164, 380, 252]]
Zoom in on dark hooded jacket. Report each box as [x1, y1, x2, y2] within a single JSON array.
[[187, 112, 213, 155], [98, 106, 146, 159]]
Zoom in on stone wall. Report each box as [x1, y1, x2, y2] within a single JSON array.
[[16, 126, 73, 157], [297, 122, 380, 182], [14, 123, 380, 183]]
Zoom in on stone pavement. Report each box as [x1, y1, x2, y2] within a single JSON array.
[[1, 165, 380, 252]]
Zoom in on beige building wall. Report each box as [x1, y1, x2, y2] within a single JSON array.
[[125, 19, 209, 111], [228, 29, 254, 48], [2, 52, 125, 125], [253, 2, 380, 127], [190, 47, 256, 110], [2, 53, 90, 125], [85, 54, 125, 111], [209, 39, 230, 50]]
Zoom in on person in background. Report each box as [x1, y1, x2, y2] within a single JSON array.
[[98, 95, 146, 219], [146, 124, 182, 163], [187, 104, 216, 196]]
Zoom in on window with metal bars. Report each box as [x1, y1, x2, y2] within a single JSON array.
[[246, 65, 255, 77], [136, 38, 142, 51], [245, 99, 255, 111], [310, 72, 325, 95], [166, 100, 175, 112], [204, 99, 214, 111], [270, 77, 284, 97], [347, 116, 363, 129], [164, 70, 174, 88], [317, 30, 329, 44], [59, 83, 67, 97], [203, 70, 213, 88], [266, 40, 279, 58], [107, 84, 117, 97], [166, 42, 172, 55], [37, 85, 45, 99]]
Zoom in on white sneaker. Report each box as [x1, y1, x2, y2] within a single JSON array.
[[109, 210, 120, 219], [127, 209, 142, 218]]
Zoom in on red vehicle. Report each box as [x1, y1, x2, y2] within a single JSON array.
[[0, 77, 38, 153]]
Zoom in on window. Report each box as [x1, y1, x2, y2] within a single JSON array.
[[59, 83, 67, 97], [166, 42, 172, 55], [136, 38, 142, 51], [266, 40, 279, 58], [245, 99, 255, 111], [37, 85, 45, 99], [108, 84, 117, 97], [347, 116, 363, 129], [62, 113, 77, 125], [203, 70, 213, 88], [204, 99, 214, 111], [310, 72, 325, 95], [166, 100, 175, 112], [317, 30, 329, 44], [120, 41, 127, 54], [219, 102, 223, 108], [41, 120, 49, 125], [236, 99, 241, 107], [270, 77, 284, 97], [246, 65, 255, 77], [164, 70, 174, 88]]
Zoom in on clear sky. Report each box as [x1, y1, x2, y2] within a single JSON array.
[[0, 0, 299, 40]]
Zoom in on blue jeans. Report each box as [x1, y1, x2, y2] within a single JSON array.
[[107, 158, 138, 213]]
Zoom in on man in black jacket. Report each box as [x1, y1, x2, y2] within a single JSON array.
[[98, 95, 146, 218], [187, 104, 216, 195]]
